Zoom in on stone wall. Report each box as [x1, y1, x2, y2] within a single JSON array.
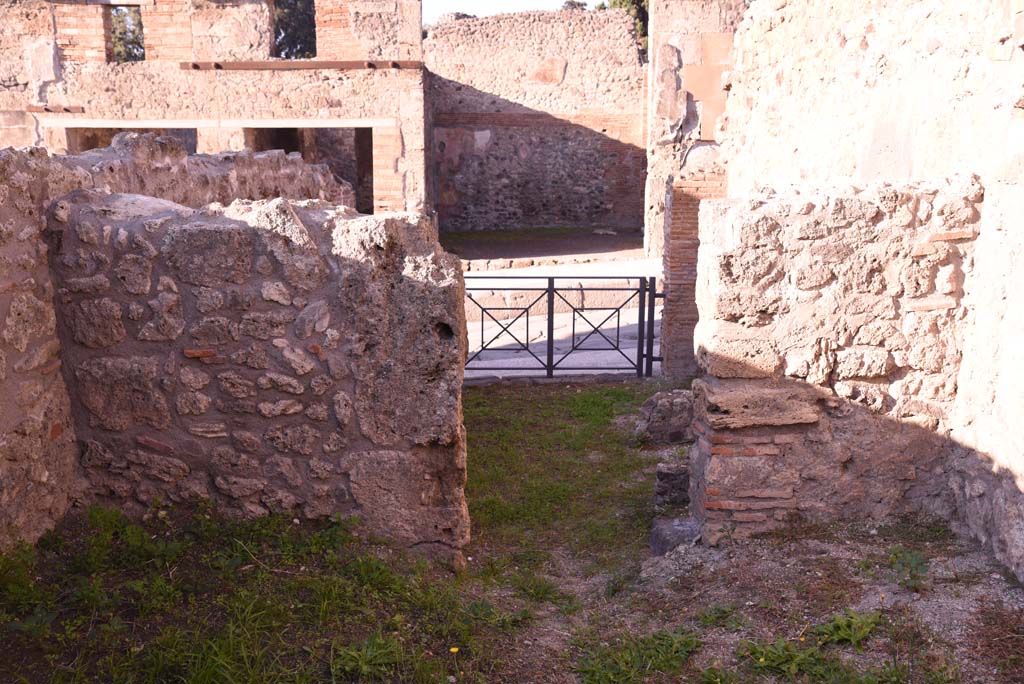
[[0, 133, 353, 549], [424, 10, 646, 232], [646, 0, 746, 379], [46, 194, 469, 560], [317, 0, 423, 61], [722, 0, 1024, 194], [692, 179, 983, 541], [689, 0, 1024, 577]]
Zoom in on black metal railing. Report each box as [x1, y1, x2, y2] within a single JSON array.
[[464, 275, 662, 378]]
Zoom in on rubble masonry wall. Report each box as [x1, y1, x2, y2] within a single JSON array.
[[693, 0, 1024, 577], [47, 193, 469, 560], [1, 134, 404, 551], [424, 10, 646, 232]]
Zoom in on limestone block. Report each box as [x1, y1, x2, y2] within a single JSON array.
[[693, 378, 820, 430], [834, 345, 894, 379]]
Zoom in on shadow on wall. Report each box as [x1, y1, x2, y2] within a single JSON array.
[[428, 76, 647, 234], [689, 354, 1024, 581], [687, 180, 1024, 579]]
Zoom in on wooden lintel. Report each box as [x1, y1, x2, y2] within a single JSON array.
[[26, 105, 85, 114], [181, 60, 423, 72]]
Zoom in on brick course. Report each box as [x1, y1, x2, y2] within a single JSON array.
[[661, 171, 725, 379]]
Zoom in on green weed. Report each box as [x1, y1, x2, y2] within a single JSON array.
[[888, 546, 929, 591], [812, 610, 881, 650], [330, 633, 403, 681], [576, 628, 702, 684], [697, 604, 750, 631]]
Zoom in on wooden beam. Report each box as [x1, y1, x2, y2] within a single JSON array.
[[27, 105, 85, 114], [180, 60, 423, 71]]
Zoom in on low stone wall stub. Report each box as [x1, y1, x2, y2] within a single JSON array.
[[691, 178, 985, 544], [45, 192, 470, 560]]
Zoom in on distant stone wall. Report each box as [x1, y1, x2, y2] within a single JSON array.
[[424, 10, 646, 231], [692, 179, 983, 542], [47, 194, 469, 559], [316, 0, 423, 61], [0, 134, 352, 549]]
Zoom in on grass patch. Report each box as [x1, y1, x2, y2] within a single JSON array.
[[888, 546, 929, 592], [0, 506, 520, 682], [464, 381, 659, 574], [576, 628, 702, 684], [697, 604, 750, 632], [0, 380, 666, 682]]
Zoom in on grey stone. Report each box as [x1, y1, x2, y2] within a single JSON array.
[[636, 390, 695, 444], [654, 463, 690, 507], [114, 254, 152, 295], [163, 224, 254, 287], [257, 372, 305, 395], [75, 357, 171, 431], [295, 300, 330, 339], [218, 371, 257, 399], [240, 310, 296, 339], [191, 316, 240, 346], [651, 517, 702, 556]]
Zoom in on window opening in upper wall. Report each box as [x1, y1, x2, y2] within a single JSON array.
[[274, 0, 317, 59], [106, 6, 145, 63]]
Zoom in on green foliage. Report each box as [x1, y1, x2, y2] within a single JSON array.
[[888, 545, 929, 591], [330, 634, 403, 681], [509, 571, 561, 603], [812, 610, 882, 650], [697, 604, 749, 631], [463, 600, 532, 630], [273, 0, 316, 59], [563, 0, 588, 8], [701, 668, 740, 684], [125, 574, 182, 616], [0, 545, 50, 616], [741, 639, 824, 680], [109, 6, 145, 63], [577, 628, 701, 684], [343, 555, 406, 594], [738, 633, 950, 684], [464, 383, 657, 573]]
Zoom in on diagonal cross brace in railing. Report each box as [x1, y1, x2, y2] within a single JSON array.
[[463, 275, 662, 378]]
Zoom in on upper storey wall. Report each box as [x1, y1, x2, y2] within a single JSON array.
[[317, 0, 422, 61], [722, 0, 1024, 195], [0, 1, 428, 213], [41, 0, 420, 64], [425, 10, 643, 116]]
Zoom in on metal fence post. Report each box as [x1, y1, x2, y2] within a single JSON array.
[[546, 277, 555, 378], [635, 278, 647, 377], [645, 276, 657, 377]]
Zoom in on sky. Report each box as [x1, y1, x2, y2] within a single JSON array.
[[423, 0, 596, 25]]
